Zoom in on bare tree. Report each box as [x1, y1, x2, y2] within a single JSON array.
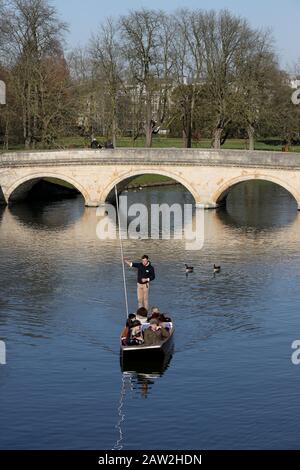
[[0, 1, 11, 56], [196, 10, 261, 148], [263, 71, 300, 150], [67, 47, 98, 142], [172, 9, 205, 147], [120, 9, 174, 147], [1, 4, 298, 152], [89, 18, 124, 148], [3, 0, 68, 148], [232, 29, 278, 150], [153, 14, 175, 134], [68, 47, 92, 84]]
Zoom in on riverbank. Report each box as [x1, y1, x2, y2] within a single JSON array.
[[125, 174, 176, 189], [2, 137, 300, 153], [43, 175, 176, 191]]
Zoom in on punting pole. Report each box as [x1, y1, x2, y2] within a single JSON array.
[[115, 185, 129, 319]]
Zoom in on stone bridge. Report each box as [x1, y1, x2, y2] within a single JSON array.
[[1, 148, 300, 209]]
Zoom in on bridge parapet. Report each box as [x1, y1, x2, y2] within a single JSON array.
[[1, 148, 300, 169]]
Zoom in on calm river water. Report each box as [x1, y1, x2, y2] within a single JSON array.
[[1, 181, 300, 450]]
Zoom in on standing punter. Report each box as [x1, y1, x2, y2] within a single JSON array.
[[124, 255, 155, 311]]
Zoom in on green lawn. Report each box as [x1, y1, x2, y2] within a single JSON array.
[[126, 174, 173, 186], [2, 136, 300, 152], [43, 174, 172, 189], [58, 136, 300, 152], [117, 136, 300, 152], [44, 177, 74, 189]]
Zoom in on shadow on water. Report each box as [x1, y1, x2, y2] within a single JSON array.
[[113, 350, 174, 450], [9, 195, 85, 230]]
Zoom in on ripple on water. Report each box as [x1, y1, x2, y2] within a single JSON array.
[[1, 182, 300, 449]]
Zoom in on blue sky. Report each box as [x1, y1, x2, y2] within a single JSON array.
[[52, 0, 299, 68]]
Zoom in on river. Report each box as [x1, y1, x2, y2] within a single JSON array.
[[1, 181, 300, 450]]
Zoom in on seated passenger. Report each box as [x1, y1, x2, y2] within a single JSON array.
[[104, 139, 114, 149], [127, 313, 137, 327], [91, 138, 98, 149], [121, 313, 136, 345], [143, 319, 170, 346], [135, 307, 148, 324], [148, 306, 160, 320], [157, 314, 173, 331], [129, 320, 144, 345]]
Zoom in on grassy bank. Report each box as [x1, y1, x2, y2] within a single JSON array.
[[2, 136, 300, 152], [58, 136, 300, 152], [44, 175, 172, 189], [44, 175, 173, 189], [126, 174, 173, 187]]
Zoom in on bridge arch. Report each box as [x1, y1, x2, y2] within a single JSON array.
[[212, 174, 300, 209], [6, 172, 89, 205], [101, 169, 200, 204]]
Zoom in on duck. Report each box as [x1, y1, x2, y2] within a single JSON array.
[[185, 264, 194, 274], [213, 264, 221, 274]]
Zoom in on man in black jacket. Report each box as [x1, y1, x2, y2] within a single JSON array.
[[124, 255, 155, 311]]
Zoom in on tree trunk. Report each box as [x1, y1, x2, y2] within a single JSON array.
[[181, 87, 193, 148], [189, 85, 195, 148], [282, 139, 290, 152], [145, 124, 153, 147], [145, 93, 153, 148], [220, 130, 230, 146], [112, 119, 117, 149], [182, 115, 192, 148], [112, 98, 117, 149], [4, 112, 9, 150], [23, 90, 29, 149], [247, 124, 255, 151], [32, 83, 39, 149], [212, 127, 223, 149], [25, 82, 32, 149], [282, 144, 289, 152]]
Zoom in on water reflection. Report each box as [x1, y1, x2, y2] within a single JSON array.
[[9, 195, 85, 230], [0, 205, 5, 222], [113, 351, 174, 449], [219, 181, 297, 229], [2, 180, 300, 449], [120, 346, 174, 380], [124, 351, 174, 399], [124, 356, 173, 400]]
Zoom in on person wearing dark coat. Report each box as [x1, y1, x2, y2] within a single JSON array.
[[124, 255, 155, 311], [143, 319, 169, 346], [91, 138, 102, 149], [104, 140, 114, 149]]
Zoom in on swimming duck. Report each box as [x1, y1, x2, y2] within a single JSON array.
[[213, 264, 221, 273], [185, 264, 194, 274]]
